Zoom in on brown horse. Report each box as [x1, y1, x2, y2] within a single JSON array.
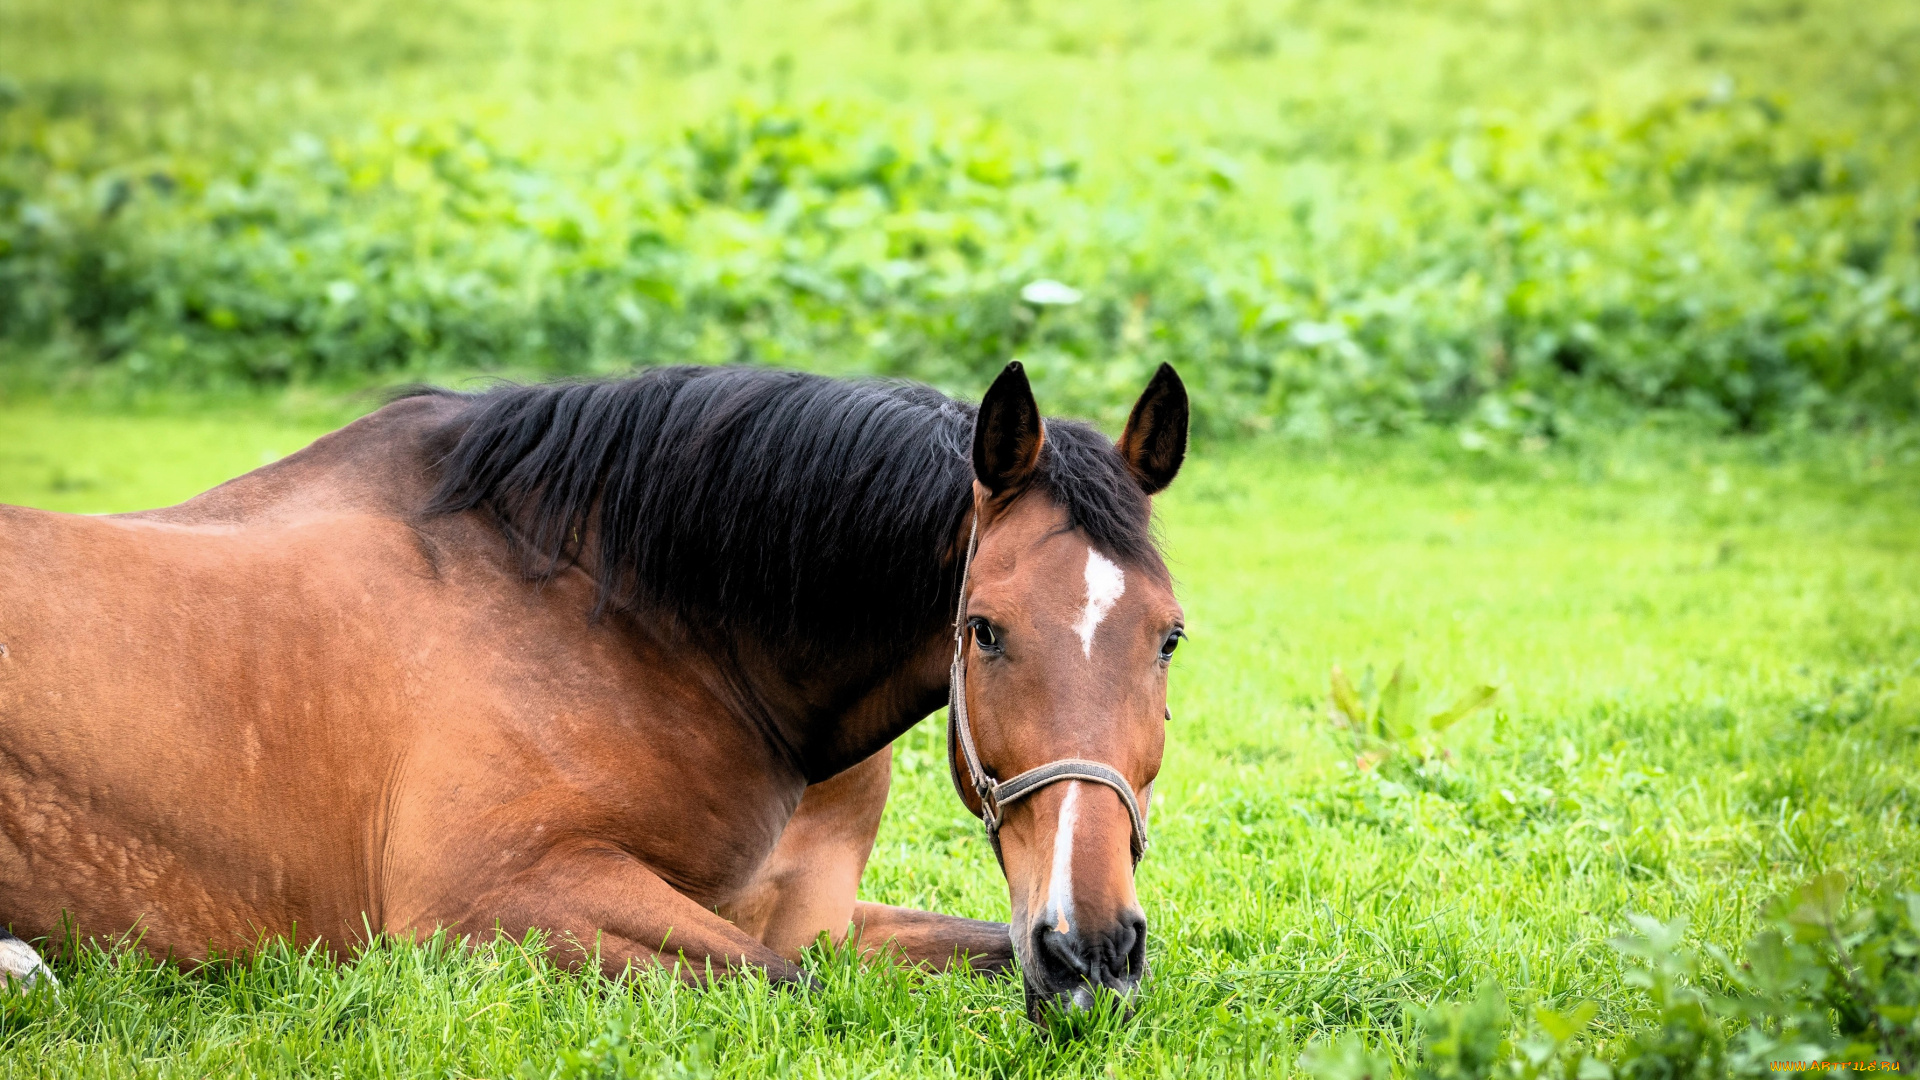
[[0, 360, 1187, 1016]]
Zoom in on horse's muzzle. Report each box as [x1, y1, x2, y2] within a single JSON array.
[[1020, 912, 1148, 1018]]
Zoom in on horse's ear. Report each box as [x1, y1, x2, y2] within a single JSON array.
[[1118, 362, 1188, 495], [973, 361, 1045, 496]]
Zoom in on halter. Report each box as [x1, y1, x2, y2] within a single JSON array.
[[946, 513, 1151, 869]]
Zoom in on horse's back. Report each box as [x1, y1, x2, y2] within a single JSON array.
[[0, 395, 466, 955], [121, 391, 464, 528]]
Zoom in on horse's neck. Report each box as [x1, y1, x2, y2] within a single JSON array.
[[124, 393, 957, 784], [694, 621, 955, 784]]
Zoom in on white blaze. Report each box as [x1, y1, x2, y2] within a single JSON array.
[[1073, 550, 1127, 659], [1048, 781, 1083, 931]]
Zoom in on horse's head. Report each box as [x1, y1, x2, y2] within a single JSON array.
[[951, 361, 1187, 1019]]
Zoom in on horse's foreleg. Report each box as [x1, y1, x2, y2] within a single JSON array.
[[720, 747, 892, 959], [849, 902, 1014, 974], [719, 747, 1015, 975], [0, 932, 55, 991], [455, 842, 808, 986]]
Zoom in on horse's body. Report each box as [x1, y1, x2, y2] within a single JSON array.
[[0, 364, 1187, 1014]]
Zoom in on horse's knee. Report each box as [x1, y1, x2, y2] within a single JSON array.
[[769, 747, 892, 870], [0, 933, 56, 991], [722, 747, 894, 956]]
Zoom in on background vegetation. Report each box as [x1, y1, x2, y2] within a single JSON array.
[[2, 0, 1917, 434], [2, 0, 1919, 1076]]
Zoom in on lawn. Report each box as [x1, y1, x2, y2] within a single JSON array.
[[3, 0, 1918, 1071], [2, 406, 1916, 1077]]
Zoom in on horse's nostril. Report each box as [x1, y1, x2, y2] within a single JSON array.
[[1028, 916, 1149, 997], [1034, 924, 1089, 980], [1121, 915, 1148, 979]]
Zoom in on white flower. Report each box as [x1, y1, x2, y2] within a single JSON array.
[[1019, 279, 1083, 306], [1290, 320, 1346, 346]]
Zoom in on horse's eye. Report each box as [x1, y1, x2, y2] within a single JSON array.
[[970, 618, 1001, 653], [1160, 629, 1184, 660]]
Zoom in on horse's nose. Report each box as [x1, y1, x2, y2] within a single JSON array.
[[1027, 912, 1148, 1008]]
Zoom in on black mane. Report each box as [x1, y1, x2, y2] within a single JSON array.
[[415, 366, 1157, 664]]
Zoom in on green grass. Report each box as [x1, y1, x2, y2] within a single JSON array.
[[0, 399, 353, 514], [2, 409, 1917, 1076]]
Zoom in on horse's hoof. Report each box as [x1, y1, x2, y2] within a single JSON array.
[[964, 946, 1018, 977], [773, 965, 822, 994], [0, 935, 56, 992]]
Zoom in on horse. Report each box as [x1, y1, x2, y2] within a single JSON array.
[[0, 359, 1188, 1017]]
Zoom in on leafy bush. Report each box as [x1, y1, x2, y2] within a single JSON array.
[[1303, 877, 1920, 1079], [2, 73, 1915, 434], [1708, 875, 1920, 1072]]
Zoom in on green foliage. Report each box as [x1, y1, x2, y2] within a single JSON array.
[[1603, 878, 1920, 1076], [1712, 875, 1920, 1071], [1329, 662, 1499, 766], [1304, 880, 1920, 1080], [2, 0, 1918, 433], [1607, 915, 1732, 1078], [1303, 1033, 1396, 1080], [1415, 981, 1513, 1080]]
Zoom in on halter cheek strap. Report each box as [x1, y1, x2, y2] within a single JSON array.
[[946, 516, 1151, 868]]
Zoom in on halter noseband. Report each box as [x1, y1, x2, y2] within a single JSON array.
[[945, 514, 1151, 868]]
